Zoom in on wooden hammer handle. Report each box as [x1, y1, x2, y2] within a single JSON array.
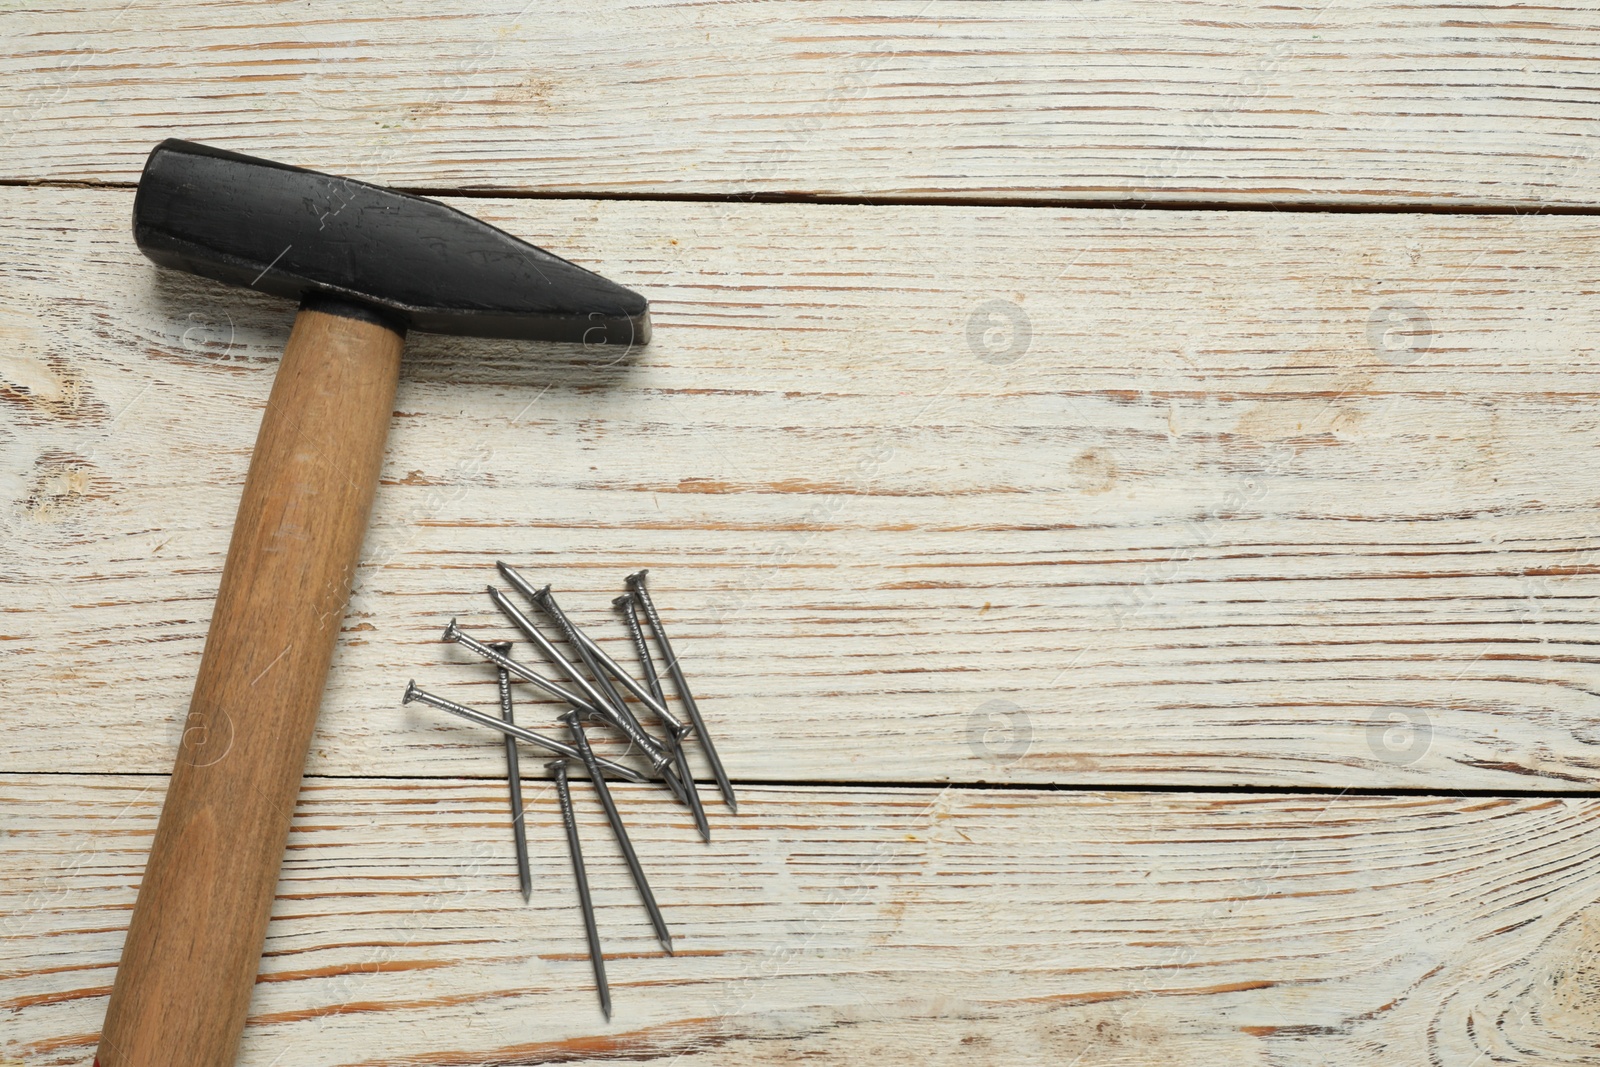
[[97, 302, 405, 1067]]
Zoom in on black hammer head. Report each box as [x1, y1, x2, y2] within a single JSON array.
[[132, 139, 649, 345]]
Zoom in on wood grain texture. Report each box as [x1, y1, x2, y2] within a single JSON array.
[[97, 307, 404, 1067], [5, 775, 1600, 1066], [7, 187, 1600, 790], [4, 0, 1600, 208]]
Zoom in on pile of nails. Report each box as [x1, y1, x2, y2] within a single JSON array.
[[400, 564, 733, 1019]]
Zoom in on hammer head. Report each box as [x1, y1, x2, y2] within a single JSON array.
[[132, 139, 649, 345]]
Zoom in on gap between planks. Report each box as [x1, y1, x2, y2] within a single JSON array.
[[6, 770, 1600, 802], [9, 175, 1600, 217]]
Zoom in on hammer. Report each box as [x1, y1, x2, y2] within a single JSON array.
[[96, 140, 649, 1067]]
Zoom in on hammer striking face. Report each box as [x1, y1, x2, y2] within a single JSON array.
[[98, 141, 649, 1067]]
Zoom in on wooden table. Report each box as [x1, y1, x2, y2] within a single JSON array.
[[5, 3, 1600, 1064]]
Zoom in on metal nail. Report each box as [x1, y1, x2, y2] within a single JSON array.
[[548, 759, 610, 1021], [499, 569, 705, 840], [496, 566, 672, 755], [401, 681, 647, 783], [617, 592, 710, 843], [489, 642, 532, 903], [554, 606, 636, 734], [485, 583, 661, 751], [486, 582, 622, 724], [442, 619, 602, 717], [563, 712, 674, 955], [608, 592, 683, 732], [627, 570, 737, 813], [531, 583, 673, 762], [668, 742, 710, 842], [536, 585, 694, 812], [489, 577, 688, 807]]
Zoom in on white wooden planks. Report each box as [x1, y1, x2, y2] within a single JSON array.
[[3, 0, 1600, 208], [5, 776, 1600, 1065], [7, 5, 1600, 1064], [5, 187, 1600, 788]]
